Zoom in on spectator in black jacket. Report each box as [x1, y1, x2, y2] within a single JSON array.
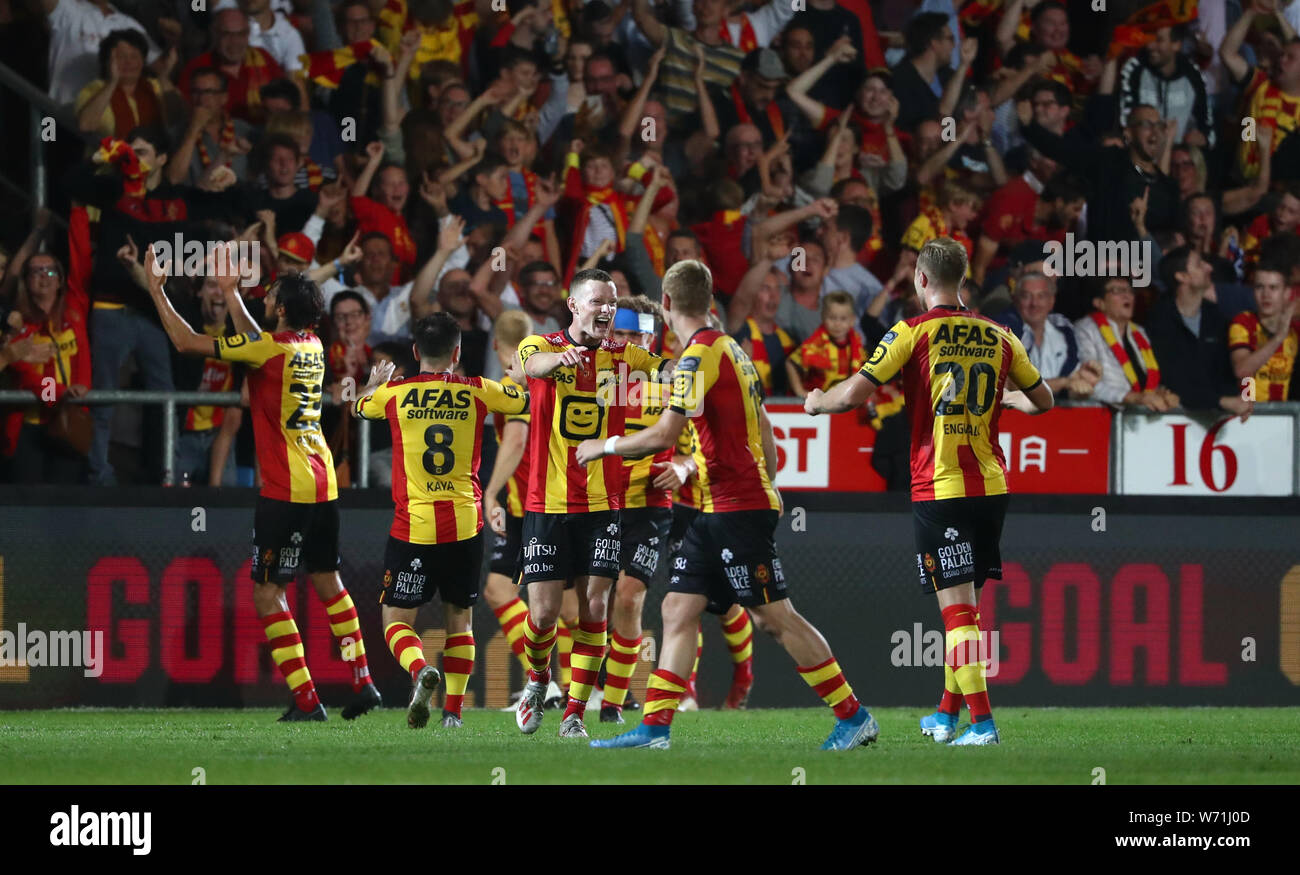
[[1147, 245, 1253, 421], [1021, 102, 1180, 245], [1118, 24, 1215, 151]]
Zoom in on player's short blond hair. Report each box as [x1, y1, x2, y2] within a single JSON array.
[[917, 237, 968, 292], [494, 309, 534, 348], [662, 260, 713, 316]]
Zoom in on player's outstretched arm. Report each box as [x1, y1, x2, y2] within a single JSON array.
[[522, 345, 584, 378], [1002, 380, 1054, 415], [805, 372, 875, 416], [575, 409, 687, 464], [143, 245, 218, 357]]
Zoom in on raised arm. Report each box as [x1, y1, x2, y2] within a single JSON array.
[[143, 246, 221, 356], [787, 38, 857, 127], [619, 43, 666, 143], [938, 37, 978, 121], [1219, 4, 1257, 84], [996, 0, 1026, 55], [410, 216, 468, 314], [632, 0, 667, 48], [352, 140, 385, 197]]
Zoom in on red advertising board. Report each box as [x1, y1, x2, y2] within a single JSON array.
[[766, 403, 1110, 493]]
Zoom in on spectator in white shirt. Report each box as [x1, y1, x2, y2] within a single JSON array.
[[234, 0, 305, 74], [992, 271, 1101, 398], [1074, 275, 1182, 411]]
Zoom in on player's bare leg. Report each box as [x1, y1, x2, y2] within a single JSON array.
[[937, 582, 997, 745], [309, 571, 381, 719], [557, 574, 614, 737], [254, 582, 326, 722], [591, 591, 705, 749], [600, 574, 647, 723], [439, 603, 475, 728], [380, 604, 440, 728], [555, 586, 579, 703], [748, 599, 879, 750], [516, 578, 563, 733]]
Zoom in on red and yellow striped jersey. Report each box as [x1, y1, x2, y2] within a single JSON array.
[[860, 305, 1042, 502], [518, 330, 664, 513], [1228, 312, 1299, 401], [668, 329, 780, 514], [623, 378, 674, 510], [1238, 75, 1300, 180], [214, 329, 337, 503], [672, 422, 700, 509], [492, 375, 532, 518], [355, 372, 528, 544]]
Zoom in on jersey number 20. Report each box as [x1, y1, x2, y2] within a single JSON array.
[[933, 361, 997, 416]]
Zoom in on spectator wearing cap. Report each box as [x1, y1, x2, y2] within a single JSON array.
[[251, 134, 318, 232], [630, 0, 797, 124], [75, 29, 179, 139], [275, 231, 315, 276], [708, 48, 803, 153], [4, 252, 90, 484], [44, 0, 159, 107], [990, 271, 1099, 399], [1074, 275, 1181, 412], [178, 8, 284, 124], [168, 275, 243, 486], [166, 68, 254, 187], [1147, 245, 1252, 419]]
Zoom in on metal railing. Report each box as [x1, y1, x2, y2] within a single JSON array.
[[0, 389, 371, 488], [0, 59, 94, 221]]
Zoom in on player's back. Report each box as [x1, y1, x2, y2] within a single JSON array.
[[357, 371, 528, 544], [215, 328, 336, 503], [860, 305, 1042, 501], [670, 329, 779, 513]]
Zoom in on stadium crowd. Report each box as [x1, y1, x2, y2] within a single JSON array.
[[1, 0, 1299, 487]]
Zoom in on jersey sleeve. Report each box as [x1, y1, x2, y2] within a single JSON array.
[[213, 331, 279, 366], [860, 322, 914, 386], [480, 377, 530, 415], [669, 342, 717, 417], [518, 333, 555, 370], [622, 342, 666, 379], [1227, 316, 1253, 351], [354, 382, 395, 420], [1006, 330, 1043, 392], [900, 215, 933, 252]]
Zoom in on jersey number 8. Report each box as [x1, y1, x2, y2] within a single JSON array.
[[423, 424, 456, 476]]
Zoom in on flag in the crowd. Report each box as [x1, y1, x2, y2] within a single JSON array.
[[298, 40, 381, 89], [1110, 0, 1199, 57]]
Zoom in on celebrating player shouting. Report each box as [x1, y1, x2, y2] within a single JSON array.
[[353, 313, 529, 729], [513, 269, 668, 738], [577, 260, 878, 751], [806, 237, 1053, 745], [143, 244, 380, 722]]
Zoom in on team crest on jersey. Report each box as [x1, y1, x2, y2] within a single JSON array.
[[261, 548, 275, 566], [411, 558, 422, 571], [881, 331, 897, 345], [944, 527, 959, 541], [755, 563, 770, 584], [721, 548, 734, 563], [924, 553, 936, 572], [290, 532, 302, 546], [383, 569, 392, 588]]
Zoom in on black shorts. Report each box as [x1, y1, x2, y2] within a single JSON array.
[[668, 503, 700, 554], [912, 494, 1009, 594], [519, 510, 621, 586], [380, 534, 483, 609], [620, 506, 673, 585], [667, 509, 787, 612], [488, 513, 523, 579], [251, 497, 341, 584]]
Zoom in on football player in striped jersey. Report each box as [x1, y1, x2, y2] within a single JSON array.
[[807, 237, 1054, 745]]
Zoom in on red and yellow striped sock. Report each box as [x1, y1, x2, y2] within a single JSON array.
[[642, 668, 688, 726], [721, 608, 754, 664], [442, 633, 475, 718], [323, 589, 370, 692], [556, 617, 574, 690], [522, 615, 556, 684], [384, 621, 429, 681], [262, 611, 320, 711], [797, 656, 861, 720], [492, 597, 531, 672], [939, 665, 964, 716], [564, 620, 607, 719], [601, 630, 641, 709], [943, 603, 990, 722]]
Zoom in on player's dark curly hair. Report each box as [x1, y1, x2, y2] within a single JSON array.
[[269, 273, 324, 330]]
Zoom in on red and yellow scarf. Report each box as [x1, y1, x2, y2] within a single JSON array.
[[196, 118, 237, 169], [718, 16, 758, 52], [792, 325, 866, 392], [1091, 312, 1160, 390], [299, 39, 381, 89], [96, 138, 147, 198], [107, 80, 160, 140], [730, 81, 784, 140], [745, 318, 796, 393]]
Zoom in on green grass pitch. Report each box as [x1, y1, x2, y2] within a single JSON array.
[[2, 707, 1297, 784]]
